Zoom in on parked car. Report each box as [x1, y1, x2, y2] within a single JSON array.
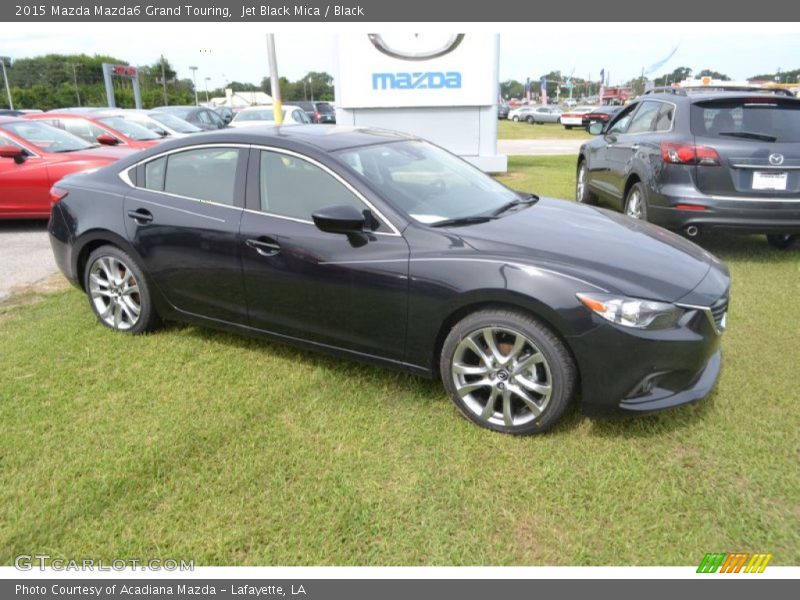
[[116, 109, 203, 138], [293, 101, 336, 124], [497, 104, 510, 119], [0, 109, 24, 117], [508, 106, 538, 122], [228, 105, 313, 128], [560, 106, 597, 129], [48, 126, 729, 435], [527, 106, 564, 124], [577, 90, 800, 249], [563, 98, 578, 108], [152, 106, 227, 131], [25, 112, 163, 149], [584, 106, 624, 129], [0, 117, 133, 218]]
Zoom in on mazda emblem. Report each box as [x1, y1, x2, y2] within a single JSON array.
[[367, 34, 465, 61], [769, 153, 785, 166]]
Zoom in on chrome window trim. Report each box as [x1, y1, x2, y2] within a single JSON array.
[[707, 194, 800, 203], [605, 99, 677, 136], [118, 142, 402, 237]]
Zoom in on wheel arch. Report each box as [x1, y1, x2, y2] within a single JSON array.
[[430, 291, 580, 383], [73, 230, 142, 291]]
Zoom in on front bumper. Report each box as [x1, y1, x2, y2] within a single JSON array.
[[568, 302, 724, 417], [647, 185, 800, 234]]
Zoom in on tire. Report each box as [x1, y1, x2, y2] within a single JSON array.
[[576, 160, 598, 205], [526, 116, 535, 124], [511, 116, 519, 122], [557, 117, 562, 125], [83, 245, 161, 334], [624, 182, 648, 221], [440, 309, 576, 435], [565, 125, 573, 130], [766, 234, 797, 250]]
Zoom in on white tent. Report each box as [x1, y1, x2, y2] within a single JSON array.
[[209, 89, 274, 108]]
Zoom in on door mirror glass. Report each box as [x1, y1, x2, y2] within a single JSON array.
[[588, 122, 605, 135], [312, 204, 366, 234]]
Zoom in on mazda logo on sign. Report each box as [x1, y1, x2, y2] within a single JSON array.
[[769, 153, 785, 166], [367, 34, 465, 61]]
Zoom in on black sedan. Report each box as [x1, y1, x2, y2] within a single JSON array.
[[48, 126, 730, 435]]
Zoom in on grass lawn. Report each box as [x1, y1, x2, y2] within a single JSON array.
[[498, 119, 592, 140], [1, 157, 798, 566]]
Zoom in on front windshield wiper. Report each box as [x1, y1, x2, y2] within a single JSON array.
[[718, 131, 778, 142], [52, 147, 93, 153], [490, 193, 540, 217], [430, 215, 499, 228]]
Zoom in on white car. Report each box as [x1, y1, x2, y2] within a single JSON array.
[[229, 105, 313, 128], [560, 106, 596, 128], [120, 109, 203, 138], [507, 106, 536, 122]]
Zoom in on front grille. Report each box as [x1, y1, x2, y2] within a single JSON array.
[[709, 293, 729, 331]]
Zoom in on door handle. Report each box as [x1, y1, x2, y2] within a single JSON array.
[[246, 237, 281, 257], [631, 144, 640, 151], [126, 208, 153, 224]]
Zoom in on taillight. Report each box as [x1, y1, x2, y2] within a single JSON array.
[[49, 186, 68, 205], [661, 143, 720, 166], [314, 112, 321, 120]]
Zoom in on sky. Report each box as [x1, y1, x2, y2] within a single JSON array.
[[2, 23, 799, 90]]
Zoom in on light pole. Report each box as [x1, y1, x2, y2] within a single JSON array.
[[189, 66, 199, 105], [0, 56, 13, 110], [204, 77, 211, 103], [68, 62, 82, 106]]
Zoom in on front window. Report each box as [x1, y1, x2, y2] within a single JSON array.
[[336, 140, 520, 224], [0, 121, 94, 153], [97, 116, 161, 141]]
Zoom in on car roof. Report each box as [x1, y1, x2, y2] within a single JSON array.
[[158, 125, 416, 152], [641, 90, 800, 103]]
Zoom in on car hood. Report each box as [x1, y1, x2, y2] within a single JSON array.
[[453, 197, 717, 302]]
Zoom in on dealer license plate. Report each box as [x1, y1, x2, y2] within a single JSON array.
[[752, 171, 787, 191]]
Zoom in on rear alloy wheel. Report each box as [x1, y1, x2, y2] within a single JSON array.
[[576, 161, 598, 205], [526, 116, 535, 124], [440, 310, 576, 435], [84, 245, 160, 334], [511, 116, 519, 122], [624, 182, 648, 221], [766, 234, 797, 250]]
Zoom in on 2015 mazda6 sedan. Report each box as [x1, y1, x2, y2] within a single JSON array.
[[48, 126, 730, 434]]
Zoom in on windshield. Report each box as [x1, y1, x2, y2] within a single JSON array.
[[235, 109, 277, 121], [0, 120, 94, 153], [97, 116, 161, 140], [147, 112, 202, 133], [158, 107, 192, 120], [691, 99, 800, 142], [336, 140, 520, 224]]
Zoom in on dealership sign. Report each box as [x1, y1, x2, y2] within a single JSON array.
[[337, 34, 496, 108]]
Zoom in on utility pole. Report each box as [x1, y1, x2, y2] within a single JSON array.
[[160, 54, 168, 106], [204, 77, 211, 103], [69, 62, 82, 106], [0, 57, 13, 110], [266, 34, 283, 125], [189, 66, 199, 105]]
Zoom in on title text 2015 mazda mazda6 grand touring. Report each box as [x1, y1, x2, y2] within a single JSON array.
[[48, 126, 730, 434]]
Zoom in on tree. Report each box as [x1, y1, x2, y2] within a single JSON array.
[[653, 66, 693, 87], [696, 69, 731, 81], [500, 79, 524, 100]]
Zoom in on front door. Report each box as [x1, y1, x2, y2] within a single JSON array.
[[239, 149, 410, 361]]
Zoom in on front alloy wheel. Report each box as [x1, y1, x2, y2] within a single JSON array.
[[440, 309, 576, 434]]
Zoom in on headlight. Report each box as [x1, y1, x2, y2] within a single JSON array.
[[576, 293, 683, 330]]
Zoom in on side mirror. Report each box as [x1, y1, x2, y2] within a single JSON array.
[[156, 129, 169, 137], [0, 145, 26, 164], [312, 204, 366, 234], [96, 134, 119, 146], [588, 121, 605, 135]]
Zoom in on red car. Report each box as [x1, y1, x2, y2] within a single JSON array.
[[0, 117, 134, 219], [25, 111, 164, 150]]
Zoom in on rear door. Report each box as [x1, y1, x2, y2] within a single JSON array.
[[690, 96, 800, 199], [124, 145, 249, 324]]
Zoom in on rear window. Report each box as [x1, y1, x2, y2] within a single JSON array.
[[691, 99, 800, 142], [315, 103, 334, 114]]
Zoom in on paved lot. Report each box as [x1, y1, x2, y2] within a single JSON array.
[[0, 220, 58, 301], [498, 139, 584, 155]]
